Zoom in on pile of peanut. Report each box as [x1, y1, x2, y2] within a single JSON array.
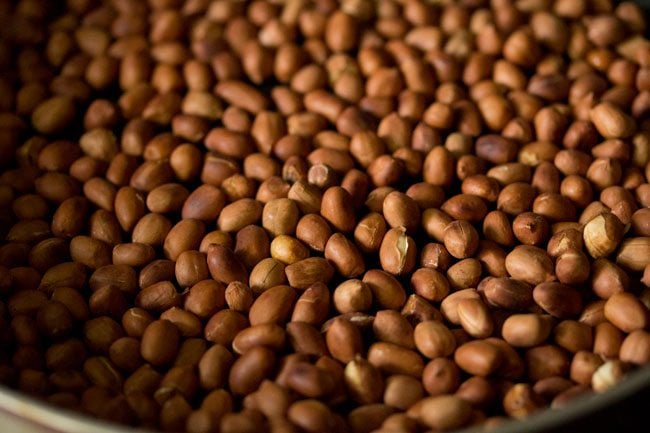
[[1, 0, 650, 432]]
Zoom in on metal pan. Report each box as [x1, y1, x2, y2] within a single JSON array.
[[1, 366, 649, 433], [1, 1, 650, 432]]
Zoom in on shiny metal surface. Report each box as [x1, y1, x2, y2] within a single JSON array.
[[0, 385, 154, 433], [0, 366, 649, 432], [459, 365, 650, 433]]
